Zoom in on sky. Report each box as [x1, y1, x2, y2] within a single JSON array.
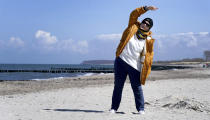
[[0, 0, 210, 64]]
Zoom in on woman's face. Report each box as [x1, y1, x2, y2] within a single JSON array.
[[140, 20, 150, 32]]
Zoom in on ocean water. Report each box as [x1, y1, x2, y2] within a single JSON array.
[[0, 64, 113, 81]]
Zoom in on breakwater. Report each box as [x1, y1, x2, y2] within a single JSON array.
[[0, 65, 193, 73]]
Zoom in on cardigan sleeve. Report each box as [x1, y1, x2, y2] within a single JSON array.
[[128, 7, 147, 27]]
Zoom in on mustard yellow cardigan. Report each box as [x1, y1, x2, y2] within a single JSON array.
[[115, 7, 155, 85]]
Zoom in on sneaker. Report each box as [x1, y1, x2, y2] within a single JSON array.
[[138, 110, 145, 115], [109, 109, 116, 114]]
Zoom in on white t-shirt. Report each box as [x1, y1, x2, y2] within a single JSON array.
[[119, 34, 147, 72]]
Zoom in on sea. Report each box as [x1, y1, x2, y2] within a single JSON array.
[[0, 64, 114, 81]]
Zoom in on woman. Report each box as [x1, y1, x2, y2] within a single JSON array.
[[110, 5, 158, 114]]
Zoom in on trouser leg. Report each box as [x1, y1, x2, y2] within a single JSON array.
[[127, 65, 144, 111], [111, 57, 127, 111]]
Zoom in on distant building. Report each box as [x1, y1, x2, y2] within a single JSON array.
[[204, 50, 210, 61]]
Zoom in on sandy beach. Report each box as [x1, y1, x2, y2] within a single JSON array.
[[0, 68, 210, 120]]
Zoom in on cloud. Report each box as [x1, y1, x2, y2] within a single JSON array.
[[2, 30, 209, 62], [35, 30, 57, 46], [72, 40, 88, 54], [153, 32, 210, 60], [56, 39, 89, 54], [96, 33, 121, 41], [9, 37, 24, 47], [154, 32, 210, 48], [93, 32, 210, 60], [198, 32, 209, 36], [31, 31, 209, 59], [34, 30, 88, 54], [91, 32, 210, 60]]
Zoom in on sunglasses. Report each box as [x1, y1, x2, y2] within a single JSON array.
[[142, 21, 150, 27]]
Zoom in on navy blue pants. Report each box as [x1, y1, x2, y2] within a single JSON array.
[[111, 57, 144, 111]]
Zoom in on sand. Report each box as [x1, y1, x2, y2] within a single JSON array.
[[0, 68, 210, 120]]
